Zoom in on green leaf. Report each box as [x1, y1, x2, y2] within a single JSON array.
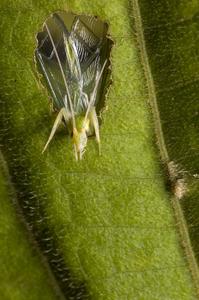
[[131, 0, 199, 292], [0, 0, 198, 299], [0, 154, 62, 300]]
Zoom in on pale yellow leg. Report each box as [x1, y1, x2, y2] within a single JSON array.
[[90, 107, 101, 155], [42, 108, 67, 153], [73, 128, 79, 161]]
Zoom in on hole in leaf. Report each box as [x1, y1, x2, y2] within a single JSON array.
[[34, 11, 113, 160]]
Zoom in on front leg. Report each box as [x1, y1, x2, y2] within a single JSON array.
[[42, 108, 71, 153]]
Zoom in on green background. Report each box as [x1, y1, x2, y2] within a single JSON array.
[[0, 0, 198, 299]]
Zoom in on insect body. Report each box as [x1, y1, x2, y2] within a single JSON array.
[[35, 12, 111, 160]]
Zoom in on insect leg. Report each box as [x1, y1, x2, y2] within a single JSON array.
[[42, 108, 65, 153], [84, 59, 107, 122], [89, 107, 101, 155]]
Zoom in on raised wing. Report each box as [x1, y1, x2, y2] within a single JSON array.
[[35, 11, 111, 114]]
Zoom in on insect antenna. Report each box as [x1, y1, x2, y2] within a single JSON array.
[[83, 59, 107, 123], [52, 14, 84, 103], [36, 50, 60, 105], [53, 14, 82, 79], [45, 23, 76, 129]]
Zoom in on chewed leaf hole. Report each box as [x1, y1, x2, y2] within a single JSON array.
[[34, 11, 113, 160]]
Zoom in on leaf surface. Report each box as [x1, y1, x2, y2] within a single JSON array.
[[0, 0, 198, 299]]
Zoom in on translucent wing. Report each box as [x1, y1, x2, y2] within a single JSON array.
[[35, 49, 65, 110], [35, 25, 71, 111], [69, 15, 110, 113], [35, 12, 110, 114]]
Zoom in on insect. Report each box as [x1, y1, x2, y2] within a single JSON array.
[[35, 11, 112, 160]]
